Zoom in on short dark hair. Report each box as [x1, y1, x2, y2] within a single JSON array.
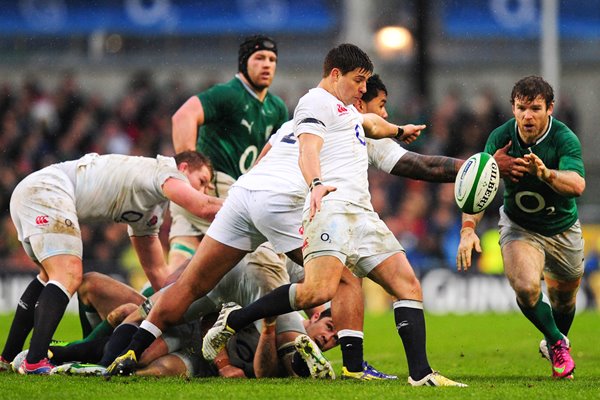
[[322, 44, 373, 78], [317, 308, 332, 320], [510, 75, 554, 107], [174, 151, 213, 178], [363, 74, 387, 103]]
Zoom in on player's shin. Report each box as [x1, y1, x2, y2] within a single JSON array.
[[393, 300, 432, 381], [1, 277, 45, 361], [226, 284, 297, 331]]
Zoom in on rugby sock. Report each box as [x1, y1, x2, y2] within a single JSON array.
[[68, 319, 114, 346], [552, 307, 576, 336], [226, 284, 296, 332], [50, 337, 109, 364], [125, 320, 162, 361], [1, 276, 45, 361], [99, 323, 139, 366], [26, 281, 71, 363], [338, 330, 364, 372], [78, 299, 99, 338], [517, 293, 563, 343], [393, 300, 432, 380]]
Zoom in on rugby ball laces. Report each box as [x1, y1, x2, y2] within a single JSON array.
[[454, 152, 500, 214]]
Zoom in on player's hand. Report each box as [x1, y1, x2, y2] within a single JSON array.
[[309, 184, 337, 221], [523, 151, 551, 181], [493, 141, 529, 182], [396, 124, 426, 144], [456, 227, 481, 271], [218, 364, 246, 378]]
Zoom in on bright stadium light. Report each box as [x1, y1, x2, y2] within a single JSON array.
[[374, 25, 413, 59]]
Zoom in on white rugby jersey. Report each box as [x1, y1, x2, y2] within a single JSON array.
[[234, 120, 308, 198], [54, 153, 188, 236], [294, 88, 369, 210], [235, 119, 407, 198]]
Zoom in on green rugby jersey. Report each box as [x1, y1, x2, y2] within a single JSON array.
[[196, 76, 288, 180], [485, 117, 584, 236]]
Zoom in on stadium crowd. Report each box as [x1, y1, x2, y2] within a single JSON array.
[[0, 69, 581, 281]]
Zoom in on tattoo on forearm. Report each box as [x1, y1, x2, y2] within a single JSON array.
[[391, 152, 462, 183]]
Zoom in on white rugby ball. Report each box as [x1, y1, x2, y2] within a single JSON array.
[[454, 152, 500, 214]]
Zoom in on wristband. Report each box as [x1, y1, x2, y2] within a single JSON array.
[[461, 220, 476, 230], [395, 125, 404, 138], [310, 178, 323, 191]]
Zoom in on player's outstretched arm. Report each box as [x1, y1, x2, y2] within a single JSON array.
[[172, 95, 205, 153], [391, 152, 464, 183], [130, 236, 170, 290], [362, 113, 425, 143], [456, 212, 485, 272], [524, 152, 585, 197], [163, 178, 223, 221], [254, 319, 279, 378]]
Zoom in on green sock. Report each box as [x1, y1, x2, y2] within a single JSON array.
[[553, 307, 576, 336], [517, 293, 563, 344], [69, 320, 114, 346], [78, 300, 97, 338]]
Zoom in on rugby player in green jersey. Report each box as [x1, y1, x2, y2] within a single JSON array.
[[166, 34, 288, 282], [457, 76, 585, 380]]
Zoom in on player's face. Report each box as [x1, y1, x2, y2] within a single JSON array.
[[512, 95, 554, 143], [185, 165, 213, 193], [364, 90, 388, 119], [306, 316, 338, 351], [246, 50, 277, 89], [334, 68, 371, 106]]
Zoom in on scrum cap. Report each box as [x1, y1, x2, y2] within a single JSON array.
[[238, 34, 277, 73]]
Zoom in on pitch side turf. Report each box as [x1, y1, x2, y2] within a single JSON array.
[[1, 312, 598, 399]]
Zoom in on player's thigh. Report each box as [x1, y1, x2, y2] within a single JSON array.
[[501, 240, 545, 291], [301, 201, 354, 267], [10, 168, 81, 259], [244, 242, 289, 295], [543, 221, 584, 282], [79, 272, 145, 319], [251, 191, 304, 254], [367, 252, 422, 301], [206, 186, 267, 251]]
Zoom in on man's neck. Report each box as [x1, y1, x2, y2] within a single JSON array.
[[237, 73, 268, 102]]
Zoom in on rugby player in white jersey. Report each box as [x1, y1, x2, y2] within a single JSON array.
[[105, 48, 427, 378], [0, 151, 222, 374], [199, 44, 467, 386]]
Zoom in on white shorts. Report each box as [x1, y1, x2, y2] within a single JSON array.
[[168, 171, 236, 239], [302, 201, 403, 278], [206, 186, 304, 254], [10, 166, 83, 262], [498, 207, 584, 281]]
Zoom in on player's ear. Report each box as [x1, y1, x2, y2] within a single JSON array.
[[177, 162, 189, 173], [310, 311, 321, 322]]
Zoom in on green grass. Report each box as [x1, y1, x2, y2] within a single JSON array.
[[1, 311, 599, 399]]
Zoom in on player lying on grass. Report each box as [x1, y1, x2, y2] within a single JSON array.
[[43, 252, 337, 378]]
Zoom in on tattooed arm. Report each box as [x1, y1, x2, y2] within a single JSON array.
[[390, 152, 464, 183]]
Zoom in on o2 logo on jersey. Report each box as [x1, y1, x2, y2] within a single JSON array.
[[354, 124, 366, 146]]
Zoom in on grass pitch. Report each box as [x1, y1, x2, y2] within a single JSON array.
[[1, 311, 599, 399]]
